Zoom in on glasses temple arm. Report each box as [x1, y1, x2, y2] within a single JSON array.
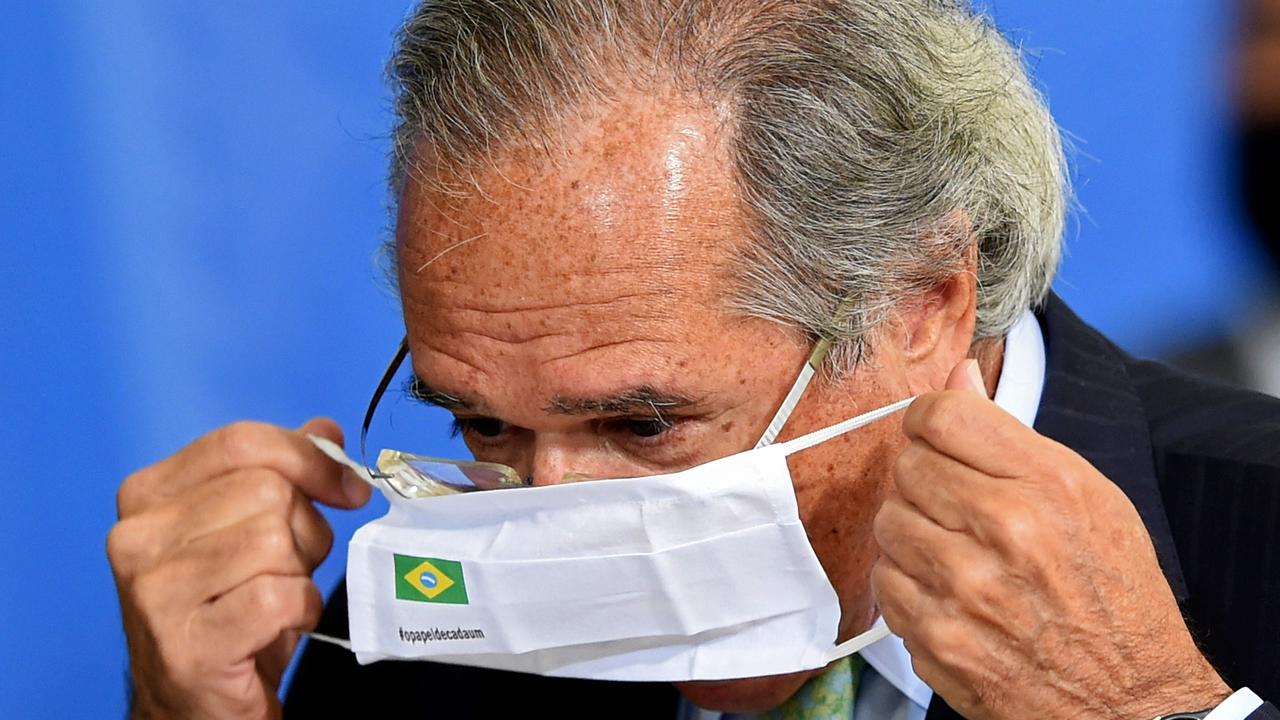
[[360, 336, 410, 477]]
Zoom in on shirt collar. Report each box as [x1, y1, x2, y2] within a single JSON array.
[[859, 308, 1046, 709]]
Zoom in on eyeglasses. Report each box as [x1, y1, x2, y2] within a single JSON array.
[[357, 334, 833, 498]]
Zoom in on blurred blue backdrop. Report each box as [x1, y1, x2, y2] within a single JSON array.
[[0, 1, 1268, 717]]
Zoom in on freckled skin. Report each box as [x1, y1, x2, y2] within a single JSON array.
[[396, 90, 971, 712]]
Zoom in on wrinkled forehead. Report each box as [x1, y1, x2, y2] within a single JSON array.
[[394, 94, 748, 337]]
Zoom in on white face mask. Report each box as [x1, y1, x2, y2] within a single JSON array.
[[309, 396, 913, 682]]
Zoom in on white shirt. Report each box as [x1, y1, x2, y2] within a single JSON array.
[[692, 310, 1263, 720]]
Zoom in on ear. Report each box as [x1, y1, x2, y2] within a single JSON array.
[[900, 229, 979, 393]]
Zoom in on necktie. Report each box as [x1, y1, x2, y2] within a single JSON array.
[[761, 654, 866, 720]]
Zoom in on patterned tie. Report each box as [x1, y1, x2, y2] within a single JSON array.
[[761, 655, 866, 720]]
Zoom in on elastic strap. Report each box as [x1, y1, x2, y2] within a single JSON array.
[[306, 632, 353, 651], [308, 435, 378, 488], [755, 338, 833, 448], [776, 397, 916, 456], [824, 622, 892, 663]]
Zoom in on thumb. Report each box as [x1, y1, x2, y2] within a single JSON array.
[[296, 417, 373, 508], [299, 416, 344, 445], [945, 359, 987, 396]]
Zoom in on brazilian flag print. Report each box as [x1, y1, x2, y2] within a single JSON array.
[[393, 554, 470, 604]]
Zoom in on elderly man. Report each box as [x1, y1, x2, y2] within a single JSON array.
[[107, 1, 1280, 718]]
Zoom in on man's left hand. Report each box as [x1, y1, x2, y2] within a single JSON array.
[[871, 360, 1231, 719]]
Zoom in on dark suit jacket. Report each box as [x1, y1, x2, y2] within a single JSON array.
[[285, 296, 1280, 719]]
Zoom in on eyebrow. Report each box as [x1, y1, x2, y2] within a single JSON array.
[[406, 376, 699, 417], [546, 385, 700, 416], [405, 377, 472, 411]]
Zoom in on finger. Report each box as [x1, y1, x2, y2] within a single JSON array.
[[120, 419, 367, 516], [900, 619, 982, 718], [164, 471, 334, 570], [193, 575, 324, 666], [298, 417, 343, 446], [285, 488, 334, 570], [293, 419, 369, 508], [894, 439, 1002, 534], [871, 555, 926, 636], [945, 359, 986, 396], [895, 439, 1065, 568], [117, 469, 335, 574], [872, 493, 980, 592], [256, 630, 302, 690], [901, 391, 1042, 479], [140, 512, 311, 609], [870, 569, 986, 716]]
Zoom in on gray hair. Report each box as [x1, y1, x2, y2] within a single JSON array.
[[387, 0, 1067, 373]]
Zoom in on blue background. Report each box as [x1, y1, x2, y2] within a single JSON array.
[[0, 1, 1271, 717]]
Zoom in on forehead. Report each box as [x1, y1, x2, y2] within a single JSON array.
[[394, 94, 761, 392], [398, 95, 739, 279]]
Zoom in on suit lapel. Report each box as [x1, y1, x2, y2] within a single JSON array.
[[1031, 295, 1187, 601], [925, 295, 1188, 720]]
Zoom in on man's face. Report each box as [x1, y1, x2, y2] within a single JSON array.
[[396, 91, 926, 711]]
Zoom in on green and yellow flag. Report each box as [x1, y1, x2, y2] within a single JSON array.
[[393, 554, 469, 604]]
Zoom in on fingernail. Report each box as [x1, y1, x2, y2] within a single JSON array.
[[342, 469, 372, 506], [965, 359, 985, 395]]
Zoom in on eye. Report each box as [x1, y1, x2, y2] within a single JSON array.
[[452, 416, 509, 438], [603, 414, 693, 465], [616, 417, 673, 439]]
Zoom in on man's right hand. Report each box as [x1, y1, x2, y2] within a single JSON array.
[[106, 418, 372, 719]]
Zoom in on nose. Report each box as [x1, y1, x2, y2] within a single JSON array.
[[527, 432, 618, 486], [529, 435, 576, 487], [523, 433, 642, 486]]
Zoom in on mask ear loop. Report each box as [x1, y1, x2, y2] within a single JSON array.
[[777, 395, 912, 664], [755, 337, 833, 448], [306, 632, 354, 651], [775, 396, 916, 456], [824, 620, 893, 663], [756, 297, 865, 448]]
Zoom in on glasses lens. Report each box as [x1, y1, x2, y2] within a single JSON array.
[[406, 459, 524, 492], [377, 450, 527, 497]]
